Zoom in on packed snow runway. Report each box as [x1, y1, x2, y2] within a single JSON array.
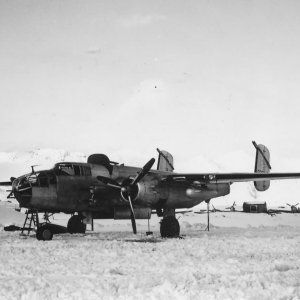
[[0, 211, 299, 300]]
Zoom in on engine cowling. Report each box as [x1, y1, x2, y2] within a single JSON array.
[[120, 181, 159, 206]]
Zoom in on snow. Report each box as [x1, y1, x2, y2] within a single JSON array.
[[0, 204, 299, 300], [0, 149, 300, 299]]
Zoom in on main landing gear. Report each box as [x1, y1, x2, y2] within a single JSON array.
[[67, 214, 86, 234], [159, 209, 180, 238]]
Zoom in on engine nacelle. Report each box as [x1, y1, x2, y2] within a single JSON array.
[[120, 181, 159, 206]]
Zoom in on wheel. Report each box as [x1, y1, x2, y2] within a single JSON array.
[[67, 215, 86, 234], [36, 227, 42, 240], [160, 216, 180, 238], [36, 225, 53, 241]]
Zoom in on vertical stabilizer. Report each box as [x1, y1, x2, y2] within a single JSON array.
[[253, 141, 271, 191], [156, 149, 174, 172]]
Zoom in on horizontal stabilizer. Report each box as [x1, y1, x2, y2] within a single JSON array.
[[0, 181, 12, 186]]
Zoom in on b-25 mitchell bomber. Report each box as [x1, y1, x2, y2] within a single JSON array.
[[1, 142, 300, 240]]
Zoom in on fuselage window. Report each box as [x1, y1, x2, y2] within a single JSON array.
[[27, 172, 52, 187], [82, 166, 92, 176], [74, 165, 81, 176], [28, 174, 38, 185], [57, 164, 75, 176], [55, 164, 91, 176]]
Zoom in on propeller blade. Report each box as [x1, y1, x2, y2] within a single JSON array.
[[131, 158, 155, 186], [128, 195, 137, 234], [18, 186, 31, 192], [295, 203, 299, 206], [107, 183, 122, 189], [286, 203, 291, 206], [7, 191, 13, 199], [97, 176, 121, 189]]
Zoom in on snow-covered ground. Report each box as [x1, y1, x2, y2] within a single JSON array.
[[0, 204, 299, 300]]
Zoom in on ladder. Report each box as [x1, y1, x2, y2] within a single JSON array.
[[21, 210, 39, 235]]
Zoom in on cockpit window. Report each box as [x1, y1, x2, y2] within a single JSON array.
[[54, 163, 91, 176], [74, 165, 81, 176], [82, 166, 91, 176], [56, 164, 75, 176]]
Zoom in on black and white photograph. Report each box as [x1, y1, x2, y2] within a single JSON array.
[[0, 1, 299, 299]]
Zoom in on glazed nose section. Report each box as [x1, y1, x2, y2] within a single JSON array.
[[12, 178, 19, 191], [12, 176, 32, 207]]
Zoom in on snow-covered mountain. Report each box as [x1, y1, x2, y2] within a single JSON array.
[[0, 148, 86, 180], [0, 148, 87, 166]]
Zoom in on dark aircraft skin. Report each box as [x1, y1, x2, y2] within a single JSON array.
[[1, 143, 300, 240]]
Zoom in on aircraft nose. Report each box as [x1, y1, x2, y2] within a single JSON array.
[[12, 176, 32, 207], [12, 178, 18, 191]]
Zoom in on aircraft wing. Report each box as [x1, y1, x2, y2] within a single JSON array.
[[166, 172, 300, 184]]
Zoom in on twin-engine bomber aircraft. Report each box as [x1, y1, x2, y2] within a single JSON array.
[[1, 142, 300, 240]]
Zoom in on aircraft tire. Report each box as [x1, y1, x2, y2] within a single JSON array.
[[160, 216, 180, 238], [67, 215, 86, 234], [36, 225, 53, 241], [36, 227, 42, 240]]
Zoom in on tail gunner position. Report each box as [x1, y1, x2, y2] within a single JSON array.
[[1, 142, 300, 240]]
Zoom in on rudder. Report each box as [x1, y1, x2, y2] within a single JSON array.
[[253, 141, 271, 191], [156, 148, 174, 172]]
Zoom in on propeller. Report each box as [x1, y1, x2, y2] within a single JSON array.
[[97, 157, 155, 234], [226, 201, 236, 211], [0, 177, 16, 199], [286, 203, 299, 207]]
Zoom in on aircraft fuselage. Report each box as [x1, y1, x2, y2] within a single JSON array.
[[12, 161, 230, 216]]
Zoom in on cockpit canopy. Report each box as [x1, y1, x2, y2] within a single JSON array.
[[54, 163, 91, 176]]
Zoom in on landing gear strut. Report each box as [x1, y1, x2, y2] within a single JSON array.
[[160, 209, 180, 238], [67, 215, 86, 234]]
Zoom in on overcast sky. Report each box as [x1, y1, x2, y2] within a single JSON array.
[[1, 0, 300, 170]]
